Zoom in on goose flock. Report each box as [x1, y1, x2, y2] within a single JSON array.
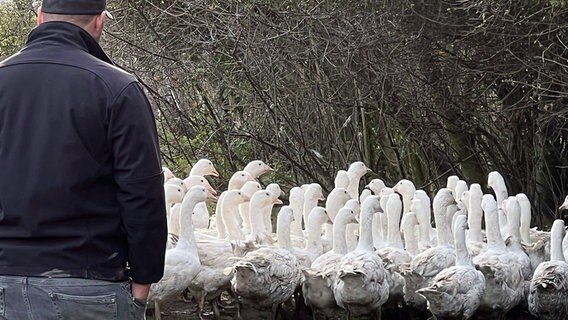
[[153, 159, 568, 320]]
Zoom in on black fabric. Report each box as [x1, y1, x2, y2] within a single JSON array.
[[0, 22, 167, 284], [42, 0, 107, 15]]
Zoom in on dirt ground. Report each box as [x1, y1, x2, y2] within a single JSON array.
[[153, 295, 537, 320]]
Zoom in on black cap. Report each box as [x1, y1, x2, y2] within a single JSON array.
[[42, 0, 113, 19]]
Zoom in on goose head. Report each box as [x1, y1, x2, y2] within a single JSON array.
[[386, 193, 403, 218], [266, 183, 283, 198], [343, 199, 361, 221], [392, 179, 416, 199], [334, 170, 350, 189], [481, 194, 498, 217], [223, 190, 251, 207], [454, 180, 468, 204], [487, 171, 508, 207], [347, 161, 372, 179], [325, 188, 351, 220], [250, 190, 283, 209], [183, 175, 217, 195], [162, 166, 175, 182], [289, 187, 304, 204], [164, 183, 185, 204], [335, 208, 358, 225], [186, 185, 217, 204], [308, 207, 332, 225], [453, 214, 468, 240], [359, 189, 372, 204], [446, 175, 459, 197], [362, 195, 381, 216], [305, 183, 325, 202], [228, 171, 255, 190], [191, 159, 219, 177], [243, 160, 273, 178], [166, 177, 185, 190], [366, 179, 386, 195], [559, 195, 568, 211], [277, 206, 295, 225], [240, 181, 262, 198], [433, 188, 456, 220]]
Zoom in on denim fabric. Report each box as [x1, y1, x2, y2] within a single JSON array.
[[0, 276, 146, 320]]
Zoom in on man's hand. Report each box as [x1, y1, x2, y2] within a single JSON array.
[[131, 282, 151, 300]]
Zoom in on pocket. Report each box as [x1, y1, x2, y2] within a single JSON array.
[[49, 291, 117, 320], [120, 281, 147, 319], [0, 287, 5, 317]]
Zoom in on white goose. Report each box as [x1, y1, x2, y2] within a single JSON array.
[[248, 190, 282, 245], [334, 170, 350, 189], [346, 161, 372, 199], [333, 195, 390, 319], [401, 212, 420, 256], [275, 206, 311, 267], [162, 166, 175, 182], [148, 186, 215, 320], [366, 178, 386, 195], [302, 208, 358, 319], [221, 190, 251, 241], [289, 186, 305, 238], [392, 179, 416, 214], [211, 171, 254, 239], [528, 219, 568, 320], [182, 175, 216, 230], [518, 193, 548, 274], [243, 159, 273, 178], [377, 194, 412, 307], [187, 159, 219, 229], [164, 184, 185, 250], [359, 189, 372, 204], [263, 183, 283, 234], [302, 183, 325, 233], [467, 184, 484, 247], [413, 189, 436, 248], [374, 187, 395, 250], [487, 171, 509, 237], [322, 188, 351, 252], [231, 222, 302, 318], [417, 215, 486, 319], [446, 175, 459, 198], [301, 207, 331, 263], [238, 181, 262, 235], [472, 195, 524, 319], [402, 188, 456, 311]]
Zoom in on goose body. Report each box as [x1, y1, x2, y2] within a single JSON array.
[[148, 186, 215, 319], [528, 219, 568, 320], [472, 195, 524, 318], [302, 208, 358, 319], [333, 196, 390, 318], [417, 215, 485, 319]]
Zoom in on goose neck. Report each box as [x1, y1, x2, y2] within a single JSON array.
[[551, 226, 566, 262], [306, 220, 323, 251], [333, 216, 350, 254], [356, 210, 374, 252], [215, 194, 227, 239], [434, 211, 452, 246], [467, 207, 483, 243], [178, 197, 200, 256], [387, 209, 403, 249], [485, 207, 505, 250], [277, 218, 293, 249], [455, 226, 472, 266], [223, 201, 245, 240]]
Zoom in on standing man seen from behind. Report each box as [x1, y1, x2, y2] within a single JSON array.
[[0, 0, 167, 319]]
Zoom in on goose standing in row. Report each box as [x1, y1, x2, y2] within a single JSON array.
[[414, 189, 436, 248], [148, 186, 216, 320], [163, 166, 175, 182], [366, 178, 386, 195], [417, 215, 486, 320], [212, 171, 254, 239], [467, 184, 484, 253], [263, 183, 283, 234], [472, 195, 524, 319], [528, 219, 568, 320], [301, 207, 331, 263], [238, 181, 262, 235], [392, 179, 416, 214], [183, 175, 217, 230], [446, 175, 459, 200], [243, 160, 273, 178], [334, 195, 389, 319], [402, 188, 456, 311], [289, 186, 305, 238], [487, 171, 509, 237], [302, 183, 325, 234], [248, 190, 282, 245], [221, 190, 251, 241], [346, 161, 372, 199], [187, 159, 220, 229], [303, 208, 358, 319], [322, 188, 351, 252], [231, 224, 302, 318], [335, 170, 350, 189]]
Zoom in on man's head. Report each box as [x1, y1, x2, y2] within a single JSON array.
[[38, 0, 112, 42]]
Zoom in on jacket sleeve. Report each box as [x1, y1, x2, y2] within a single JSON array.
[[108, 82, 167, 284]]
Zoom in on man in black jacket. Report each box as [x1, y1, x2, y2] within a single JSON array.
[[0, 0, 167, 319]]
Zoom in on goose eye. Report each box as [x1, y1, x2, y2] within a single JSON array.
[[201, 180, 204, 182], [238, 192, 241, 195], [265, 192, 269, 196], [258, 163, 261, 166], [241, 174, 245, 176]]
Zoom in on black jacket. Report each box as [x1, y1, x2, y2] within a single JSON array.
[[0, 22, 167, 284]]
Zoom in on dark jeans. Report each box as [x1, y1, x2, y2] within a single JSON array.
[[0, 276, 146, 320]]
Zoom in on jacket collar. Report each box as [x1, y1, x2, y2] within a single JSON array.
[[25, 21, 113, 65]]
